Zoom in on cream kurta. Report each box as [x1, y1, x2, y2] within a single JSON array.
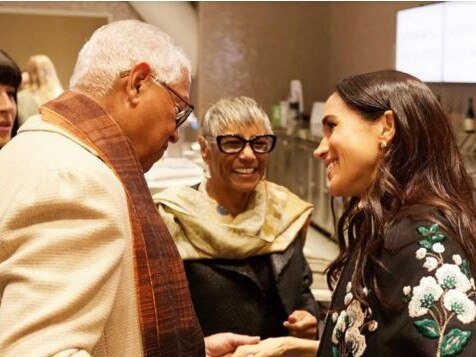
[[0, 116, 143, 356]]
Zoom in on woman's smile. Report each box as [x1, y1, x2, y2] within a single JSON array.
[[326, 159, 338, 180], [232, 167, 258, 175]]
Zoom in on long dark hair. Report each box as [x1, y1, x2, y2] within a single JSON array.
[[327, 70, 476, 306], [0, 49, 21, 137]]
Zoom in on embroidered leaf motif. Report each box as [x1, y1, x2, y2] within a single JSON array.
[[414, 319, 440, 339], [430, 233, 446, 243], [332, 345, 339, 357], [417, 226, 431, 237], [460, 259, 471, 279], [441, 328, 472, 356], [417, 224, 446, 242], [418, 239, 433, 251]]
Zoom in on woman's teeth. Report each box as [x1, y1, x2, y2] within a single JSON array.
[[234, 168, 255, 174]]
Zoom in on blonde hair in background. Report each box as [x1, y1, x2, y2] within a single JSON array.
[[26, 54, 64, 103], [17, 54, 64, 125], [200, 96, 273, 137], [70, 19, 191, 98]]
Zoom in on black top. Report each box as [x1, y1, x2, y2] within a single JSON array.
[[184, 237, 318, 338]]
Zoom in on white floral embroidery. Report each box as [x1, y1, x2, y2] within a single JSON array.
[[346, 300, 365, 328], [346, 281, 352, 293], [423, 257, 439, 271], [408, 276, 444, 317], [331, 283, 376, 356], [344, 326, 367, 357], [406, 223, 476, 357], [435, 264, 472, 292], [443, 289, 476, 324], [432, 242, 445, 254], [368, 320, 378, 332], [332, 311, 348, 344], [344, 292, 353, 306], [403, 286, 411, 296], [452, 254, 462, 265], [416, 247, 427, 260]]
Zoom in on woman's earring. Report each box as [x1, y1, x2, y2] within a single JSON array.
[[380, 141, 388, 149]]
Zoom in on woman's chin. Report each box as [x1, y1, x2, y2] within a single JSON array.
[[230, 180, 260, 194], [328, 183, 346, 197]]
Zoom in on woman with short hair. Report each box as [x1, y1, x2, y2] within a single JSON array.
[[156, 96, 319, 341]]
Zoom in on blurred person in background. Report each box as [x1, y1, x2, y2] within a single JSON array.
[[0, 49, 21, 148], [17, 54, 63, 125], [0, 20, 258, 357], [19, 70, 30, 91], [156, 96, 319, 341]]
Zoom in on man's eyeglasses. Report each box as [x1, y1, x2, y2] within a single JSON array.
[[120, 70, 194, 128], [208, 134, 277, 154]]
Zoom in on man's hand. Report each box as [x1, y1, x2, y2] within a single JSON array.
[[283, 310, 318, 339], [205, 332, 260, 357]]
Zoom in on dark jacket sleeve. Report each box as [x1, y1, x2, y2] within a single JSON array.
[[298, 238, 320, 317], [274, 230, 319, 318]]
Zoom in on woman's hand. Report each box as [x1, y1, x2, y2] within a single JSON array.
[[231, 336, 319, 357], [205, 332, 260, 357], [283, 310, 318, 339]]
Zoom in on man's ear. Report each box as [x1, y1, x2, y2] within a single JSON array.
[[127, 62, 151, 105], [198, 135, 210, 164], [380, 110, 396, 145]]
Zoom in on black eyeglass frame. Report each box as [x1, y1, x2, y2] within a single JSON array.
[[119, 70, 194, 128], [210, 134, 277, 154]]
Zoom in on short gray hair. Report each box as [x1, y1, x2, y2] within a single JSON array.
[[200, 96, 273, 137], [70, 19, 191, 97]]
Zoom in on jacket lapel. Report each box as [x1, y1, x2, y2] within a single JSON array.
[[270, 239, 296, 278]]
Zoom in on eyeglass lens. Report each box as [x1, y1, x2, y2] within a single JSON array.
[[217, 135, 276, 154], [175, 106, 193, 128]]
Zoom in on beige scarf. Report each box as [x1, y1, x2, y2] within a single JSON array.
[[154, 180, 313, 260]]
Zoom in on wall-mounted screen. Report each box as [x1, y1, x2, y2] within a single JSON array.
[[396, 2, 476, 83]]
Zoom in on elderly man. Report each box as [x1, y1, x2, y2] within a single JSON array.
[[0, 20, 257, 357]]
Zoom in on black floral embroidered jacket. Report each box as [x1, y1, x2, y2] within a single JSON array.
[[317, 212, 476, 357]]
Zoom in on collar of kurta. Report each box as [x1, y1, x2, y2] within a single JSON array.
[[40, 90, 204, 357]]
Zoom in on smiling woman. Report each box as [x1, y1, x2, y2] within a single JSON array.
[[154, 96, 319, 342], [0, 49, 21, 148], [315, 92, 393, 198], [314, 70, 476, 357]]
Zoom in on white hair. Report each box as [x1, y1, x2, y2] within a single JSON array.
[[200, 96, 273, 137], [69, 19, 191, 97]]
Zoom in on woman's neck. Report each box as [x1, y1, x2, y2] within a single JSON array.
[[205, 180, 253, 217]]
